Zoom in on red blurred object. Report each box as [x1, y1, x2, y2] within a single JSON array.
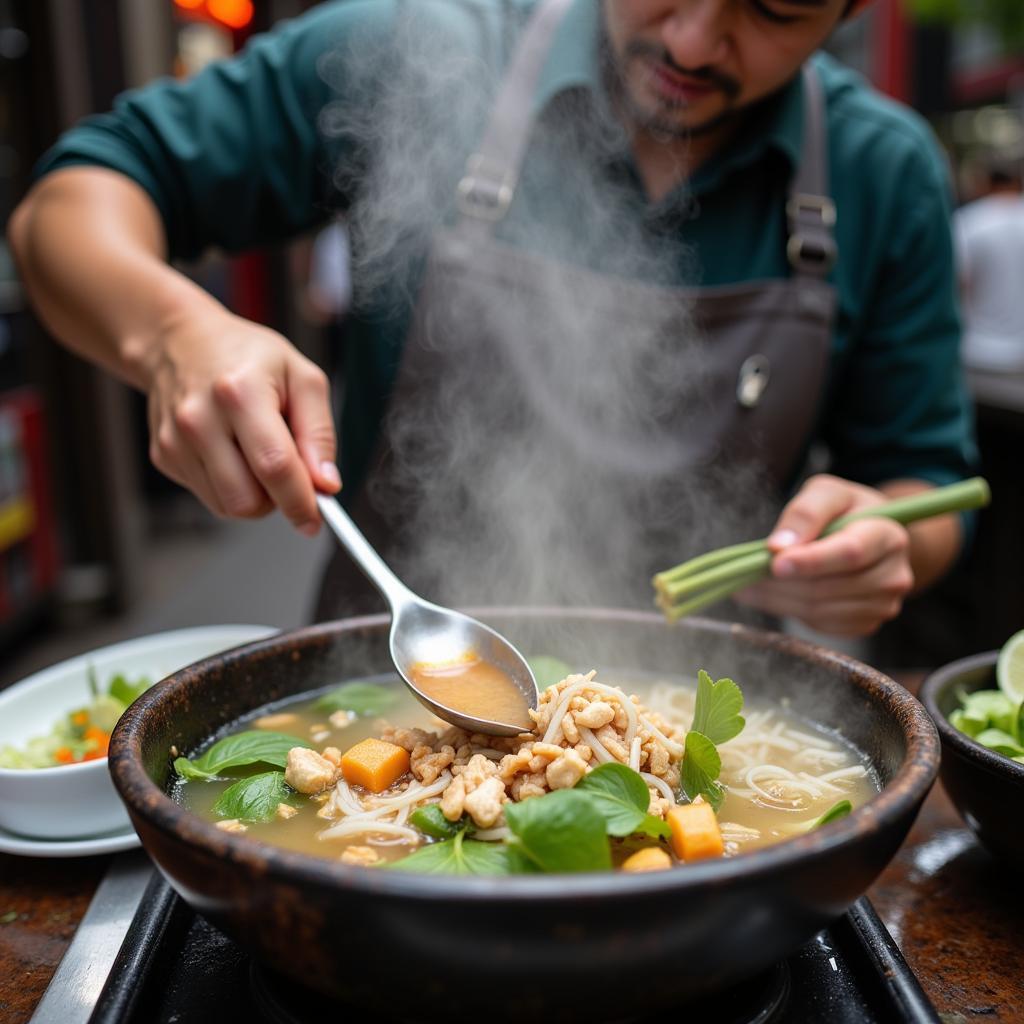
[[173, 0, 254, 31], [0, 388, 59, 625]]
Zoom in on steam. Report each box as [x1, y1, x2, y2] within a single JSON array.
[[318, 7, 774, 614]]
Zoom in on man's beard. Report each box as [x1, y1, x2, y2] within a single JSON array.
[[603, 37, 743, 141]]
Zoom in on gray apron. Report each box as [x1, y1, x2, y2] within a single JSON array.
[[315, 0, 837, 620]]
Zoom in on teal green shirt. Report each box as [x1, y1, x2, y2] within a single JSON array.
[[35, 0, 976, 496]]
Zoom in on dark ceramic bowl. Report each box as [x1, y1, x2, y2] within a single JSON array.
[[109, 609, 938, 1021], [921, 652, 1024, 867]]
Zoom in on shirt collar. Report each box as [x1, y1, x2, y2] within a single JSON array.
[[532, 0, 808, 193]]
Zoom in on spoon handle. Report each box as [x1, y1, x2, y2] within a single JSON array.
[[315, 494, 414, 611]]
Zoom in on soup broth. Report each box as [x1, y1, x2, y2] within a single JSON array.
[[176, 670, 878, 869], [408, 653, 533, 730]]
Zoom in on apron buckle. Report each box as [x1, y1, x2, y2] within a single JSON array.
[[457, 153, 516, 221], [737, 355, 771, 408]]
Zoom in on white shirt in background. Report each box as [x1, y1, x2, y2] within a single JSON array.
[[953, 193, 1024, 372]]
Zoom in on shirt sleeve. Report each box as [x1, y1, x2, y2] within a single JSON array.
[[824, 141, 978, 491], [32, 3, 348, 260]]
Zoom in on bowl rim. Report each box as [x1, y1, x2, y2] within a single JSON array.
[[0, 624, 278, 780], [110, 608, 940, 900], [920, 650, 1024, 783]]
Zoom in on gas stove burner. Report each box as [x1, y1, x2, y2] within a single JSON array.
[[248, 960, 791, 1024]]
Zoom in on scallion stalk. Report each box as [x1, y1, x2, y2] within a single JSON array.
[[654, 477, 990, 621]]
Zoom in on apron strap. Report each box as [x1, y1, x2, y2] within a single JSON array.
[[457, 9, 837, 282], [786, 65, 837, 279], [454, 0, 574, 226]]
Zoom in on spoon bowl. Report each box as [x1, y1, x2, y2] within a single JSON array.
[[316, 494, 538, 735]]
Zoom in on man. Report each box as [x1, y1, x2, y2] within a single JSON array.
[[954, 153, 1024, 372], [8, 0, 974, 636]]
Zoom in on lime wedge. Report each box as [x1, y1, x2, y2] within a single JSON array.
[[996, 629, 1024, 705]]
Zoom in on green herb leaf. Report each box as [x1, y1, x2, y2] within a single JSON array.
[[174, 730, 310, 781], [974, 728, 1024, 758], [575, 763, 670, 839], [87, 665, 99, 699], [949, 707, 987, 739], [312, 682, 397, 717], [212, 771, 295, 822], [389, 831, 513, 875], [107, 674, 152, 706], [681, 731, 724, 811], [691, 670, 745, 745], [813, 799, 852, 828], [960, 690, 1018, 736], [504, 790, 611, 872], [528, 656, 573, 690], [409, 804, 476, 840]]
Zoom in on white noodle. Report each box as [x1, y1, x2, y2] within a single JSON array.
[[642, 717, 684, 760], [629, 736, 642, 772], [473, 826, 512, 842], [542, 677, 639, 747], [720, 822, 761, 840], [317, 819, 420, 843], [541, 677, 597, 744], [783, 728, 842, 750], [798, 771, 845, 795], [820, 766, 868, 783], [365, 772, 451, 809], [578, 725, 617, 764], [641, 772, 677, 805]]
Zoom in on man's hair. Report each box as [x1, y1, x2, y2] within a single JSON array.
[[983, 153, 1022, 189]]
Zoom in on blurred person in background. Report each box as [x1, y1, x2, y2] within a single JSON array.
[[8, 0, 976, 637], [954, 153, 1024, 373]]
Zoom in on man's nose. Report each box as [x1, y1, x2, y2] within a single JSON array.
[[661, 0, 732, 69]]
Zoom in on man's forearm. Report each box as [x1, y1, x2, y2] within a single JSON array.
[[8, 166, 221, 392], [879, 478, 963, 592]]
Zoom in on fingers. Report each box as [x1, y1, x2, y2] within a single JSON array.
[[736, 583, 904, 637], [766, 474, 863, 552], [212, 371, 321, 535], [285, 360, 341, 495], [735, 522, 915, 637], [772, 518, 909, 580]]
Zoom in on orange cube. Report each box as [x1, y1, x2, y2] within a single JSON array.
[[621, 846, 673, 873], [666, 802, 724, 862], [340, 738, 410, 793]]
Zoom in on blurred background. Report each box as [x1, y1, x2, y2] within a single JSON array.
[[0, 0, 1021, 686]]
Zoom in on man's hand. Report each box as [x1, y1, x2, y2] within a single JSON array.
[[141, 303, 340, 535], [735, 474, 916, 637]]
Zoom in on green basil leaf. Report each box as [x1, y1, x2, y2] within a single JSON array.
[[527, 656, 573, 691], [108, 674, 152, 706], [575, 763, 670, 839], [505, 790, 611, 872], [389, 832, 513, 875], [813, 799, 852, 829], [409, 804, 476, 840], [312, 682, 397, 717], [213, 771, 294, 822], [681, 731, 724, 811], [691, 670, 745, 745], [175, 730, 310, 781]]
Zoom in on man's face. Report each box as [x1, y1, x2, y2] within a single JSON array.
[[603, 0, 855, 138]]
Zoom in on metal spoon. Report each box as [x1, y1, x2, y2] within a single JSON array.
[[316, 494, 538, 736]]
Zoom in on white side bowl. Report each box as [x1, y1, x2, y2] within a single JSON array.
[[0, 624, 277, 840]]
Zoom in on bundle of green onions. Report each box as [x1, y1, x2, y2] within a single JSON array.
[[653, 477, 991, 621]]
